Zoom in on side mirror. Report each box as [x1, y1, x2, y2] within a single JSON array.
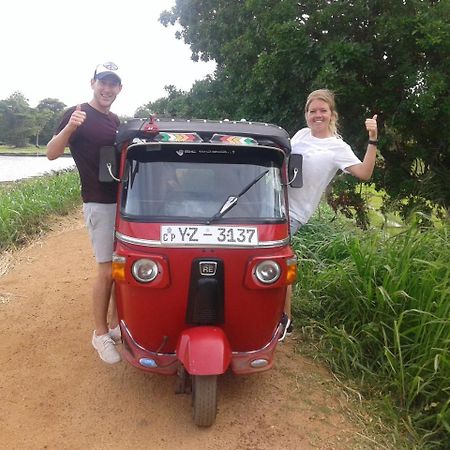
[[99, 146, 120, 182], [288, 154, 303, 188]]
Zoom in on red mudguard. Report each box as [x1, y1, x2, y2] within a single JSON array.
[[176, 327, 232, 375]]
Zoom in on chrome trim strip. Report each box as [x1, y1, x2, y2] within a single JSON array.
[[231, 324, 281, 356], [117, 232, 160, 247], [121, 320, 175, 356], [122, 319, 283, 358], [116, 231, 288, 249]]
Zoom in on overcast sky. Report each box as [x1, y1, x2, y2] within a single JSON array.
[[1, 0, 216, 117]]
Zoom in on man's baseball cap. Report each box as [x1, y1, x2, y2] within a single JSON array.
[[93, 62, 122, 83]]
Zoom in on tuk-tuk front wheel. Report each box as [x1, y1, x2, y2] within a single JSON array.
[[192, 375, 217, 427]]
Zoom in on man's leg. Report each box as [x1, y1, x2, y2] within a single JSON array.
[[107, 285, 121, 342], [91, 262, 121, 363], [108, 284, 119, 329], [93, 262, 114, 335], [83, 202, 120, 363]]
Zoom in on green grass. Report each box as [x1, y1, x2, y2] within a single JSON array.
[[292, 207, 450, 449], [0, 145, 46, 155], [0, 169, 81, 251], [0, 145, 70, 155]]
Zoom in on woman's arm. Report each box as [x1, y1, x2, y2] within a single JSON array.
[[346, 114, 378, 181]]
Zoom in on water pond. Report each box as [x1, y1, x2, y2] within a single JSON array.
[[0, 155, 75, 182]]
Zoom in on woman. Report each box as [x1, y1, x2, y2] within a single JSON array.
[[280, 89, 378, 340]]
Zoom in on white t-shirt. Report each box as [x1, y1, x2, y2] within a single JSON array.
[[288, 128, 361, 224]]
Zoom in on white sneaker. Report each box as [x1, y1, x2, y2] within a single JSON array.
[[109, 325, 122, 343], [92, 331, 121, 364]]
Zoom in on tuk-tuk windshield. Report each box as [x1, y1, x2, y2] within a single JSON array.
[[121, 146, 286, 223]]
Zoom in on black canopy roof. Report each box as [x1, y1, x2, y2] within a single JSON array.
[[116, 117, 291, 153]]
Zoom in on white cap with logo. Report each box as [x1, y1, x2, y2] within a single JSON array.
[[93, 62, 122, 83]]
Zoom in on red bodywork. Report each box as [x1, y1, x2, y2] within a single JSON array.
[[114, 221, 294, 375], [111, 118, 296, 378]]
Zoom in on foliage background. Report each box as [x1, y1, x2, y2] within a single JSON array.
[[1, 1, 449, 222], [151, 0, 450, 223]]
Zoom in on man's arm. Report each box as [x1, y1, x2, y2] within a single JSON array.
[[47, 105, 86, 160]]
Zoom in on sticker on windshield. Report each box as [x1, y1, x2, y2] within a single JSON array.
[[155, 132, 202, 142], [210, 134, 258, 145]]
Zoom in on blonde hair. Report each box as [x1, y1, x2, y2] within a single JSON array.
[[305, 89, 340, 136]]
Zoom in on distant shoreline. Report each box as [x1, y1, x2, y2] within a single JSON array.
[[0, 153, 72, 157]]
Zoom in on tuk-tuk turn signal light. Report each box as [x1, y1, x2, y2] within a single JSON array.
[[112, 255, 126, 281], [285, 256, 298, 284]]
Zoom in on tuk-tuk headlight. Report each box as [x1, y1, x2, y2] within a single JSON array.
[[132, 259, 158, 283], [254, 260, 281, 284]]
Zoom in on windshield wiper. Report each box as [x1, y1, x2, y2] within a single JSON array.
[[206, 170, 269, 224]]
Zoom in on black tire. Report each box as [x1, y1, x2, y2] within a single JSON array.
[[192, 375, 217, 427]]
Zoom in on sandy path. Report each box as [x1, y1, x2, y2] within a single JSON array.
[[0, 211, 378, 449]]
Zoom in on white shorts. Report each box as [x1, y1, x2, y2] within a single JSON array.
[[289, 216, 302, 236], [83, 203, 116, 263]]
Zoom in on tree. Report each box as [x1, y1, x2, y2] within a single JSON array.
[[32, 109, 53, 147], [35, 98, 66, 145], [160, 0, 450, 222], [0, 92, 35, 147], [136, 85, 187, 117], [135, 77, 237, 120], [0, 94, 67, 147]]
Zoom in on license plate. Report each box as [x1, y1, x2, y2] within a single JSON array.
[[161, 225, 258, 246]]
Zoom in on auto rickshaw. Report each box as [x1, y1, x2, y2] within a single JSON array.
[[99, 117, 303, 426]]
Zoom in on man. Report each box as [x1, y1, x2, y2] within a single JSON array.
[[47, 62, 123, 364]]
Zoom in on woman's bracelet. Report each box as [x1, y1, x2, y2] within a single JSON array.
[[368, 140, 378, 146]]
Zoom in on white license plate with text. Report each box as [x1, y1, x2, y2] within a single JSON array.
[[161, 225, 258, 246]]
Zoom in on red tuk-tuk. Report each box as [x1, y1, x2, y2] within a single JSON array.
[[100, 117, 302, 426]]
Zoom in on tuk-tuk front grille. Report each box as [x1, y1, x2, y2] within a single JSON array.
[[185, 259, 224, 325]]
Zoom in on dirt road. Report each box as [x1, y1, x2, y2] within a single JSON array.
[[0, 211, 379, 449]]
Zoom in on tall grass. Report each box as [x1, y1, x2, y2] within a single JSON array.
[[292, 210, 450, 448], [0, 170, 81, 251]]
